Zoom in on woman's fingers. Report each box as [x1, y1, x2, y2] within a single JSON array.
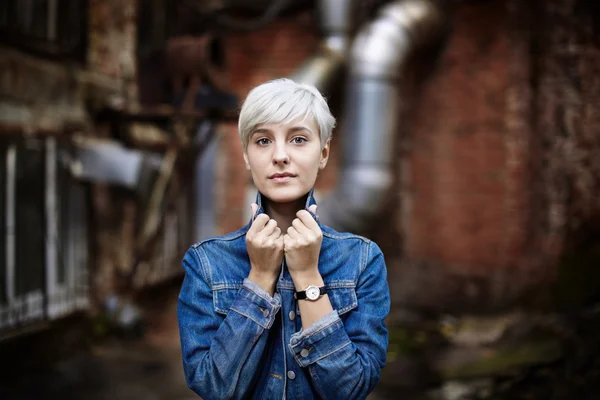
[[272, 229, 284, 248], [248, 213, 270, 236], [296, 210, 320, 233], [258, 219, 279, 238], [286, 226, 299, 239], [250, 203, 258, 222], [266, 226, 282, 241], [292, 217, 312, 236]]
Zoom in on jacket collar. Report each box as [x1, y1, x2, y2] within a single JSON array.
[[252, 188, 319, 223]]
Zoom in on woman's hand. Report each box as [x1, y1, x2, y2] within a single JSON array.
[[284, 205, 323, 289], [247, 203, 284, 295]]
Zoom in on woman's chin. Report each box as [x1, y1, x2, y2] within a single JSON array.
[[260, 186, 308, 204]]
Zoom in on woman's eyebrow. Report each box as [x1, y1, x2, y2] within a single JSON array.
[[251, 127, 272, 136], [288, 126, 313, 135]]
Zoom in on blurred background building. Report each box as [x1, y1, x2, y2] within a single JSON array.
[[0, 0, 599, 398]]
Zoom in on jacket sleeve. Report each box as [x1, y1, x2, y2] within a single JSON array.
[[288, 241, 390, 400], [178, 245, 280, 399]]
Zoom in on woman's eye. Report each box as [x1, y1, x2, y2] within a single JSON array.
[[292, 137, 307, 144], [256, 138, 270, 146]]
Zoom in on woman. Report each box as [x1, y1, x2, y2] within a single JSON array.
[[178, 78, 390, 399]]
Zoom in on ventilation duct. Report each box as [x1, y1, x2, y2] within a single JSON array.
[[316, 0, 447, 232], [289, 0, 355, 94]]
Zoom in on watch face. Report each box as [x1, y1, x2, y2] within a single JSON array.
[[306, 285, 320, 300]]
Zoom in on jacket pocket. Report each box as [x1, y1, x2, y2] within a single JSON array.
[[325, 282, 358, 316], [212, 283, 243, 315]]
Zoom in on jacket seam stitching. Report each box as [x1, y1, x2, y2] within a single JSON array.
[[325, 281, 355, 289], [359, 241, 370, 276], [212, 282, 244, 290], [322, 231, 370, 242], [194, 245, 213, 287], [192, 227, 249, 248], [338, 302, 358, 315]]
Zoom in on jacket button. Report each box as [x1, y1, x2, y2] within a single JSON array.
[[300, 348, 309, 358], [261, 308, 270, 318], [287, 370, 296, 380], [288, 311, 295, 320]]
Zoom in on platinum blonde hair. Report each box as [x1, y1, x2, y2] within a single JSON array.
[[238, 78, 336, 149]]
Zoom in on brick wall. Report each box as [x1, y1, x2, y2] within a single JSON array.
[[389, 0, 600, 312], [407, 2, 510, 271], [390, 1, 519, 312]]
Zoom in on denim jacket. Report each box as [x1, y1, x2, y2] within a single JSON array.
[[178, 189, 390, 399]]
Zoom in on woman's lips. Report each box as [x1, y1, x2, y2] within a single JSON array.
[[270, 174, 296, 183]]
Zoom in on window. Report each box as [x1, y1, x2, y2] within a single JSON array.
[[14, 139, 46, 303], [0, 140, 6, 308], [0, 0, 88, 61], [0, 137, 89, 331]]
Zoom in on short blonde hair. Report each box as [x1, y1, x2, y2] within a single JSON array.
[[238, 78, 336, 149]]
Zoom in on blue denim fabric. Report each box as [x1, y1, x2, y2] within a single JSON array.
[[178, 189, 390, 399]]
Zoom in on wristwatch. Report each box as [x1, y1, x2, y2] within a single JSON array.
[[295, 285, 327, 301]]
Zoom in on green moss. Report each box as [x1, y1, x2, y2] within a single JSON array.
[[387, 327, 433, 362], [438, 340, 562, 380]]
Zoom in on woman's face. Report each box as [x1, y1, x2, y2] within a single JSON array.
[[243, 116, 330, 204]]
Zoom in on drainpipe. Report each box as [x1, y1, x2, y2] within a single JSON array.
[[289, 0, 355, 94], [317, 0, 447, 232]]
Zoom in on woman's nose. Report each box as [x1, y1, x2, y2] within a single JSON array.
[[272, 144, 290, 164]]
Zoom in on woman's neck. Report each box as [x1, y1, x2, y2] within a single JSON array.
[[263, 195, 307, 231]]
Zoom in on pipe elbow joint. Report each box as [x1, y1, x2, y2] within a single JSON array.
[[351, 0, 446, 79]]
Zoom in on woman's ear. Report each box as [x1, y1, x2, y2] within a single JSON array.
[[319, 139, 331, 170], [243, 151, 251, 171]]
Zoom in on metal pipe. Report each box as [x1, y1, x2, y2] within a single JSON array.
[[289, 0, 355, 94], [318, 0, 447, 232], [71, 138, 161, 190]]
